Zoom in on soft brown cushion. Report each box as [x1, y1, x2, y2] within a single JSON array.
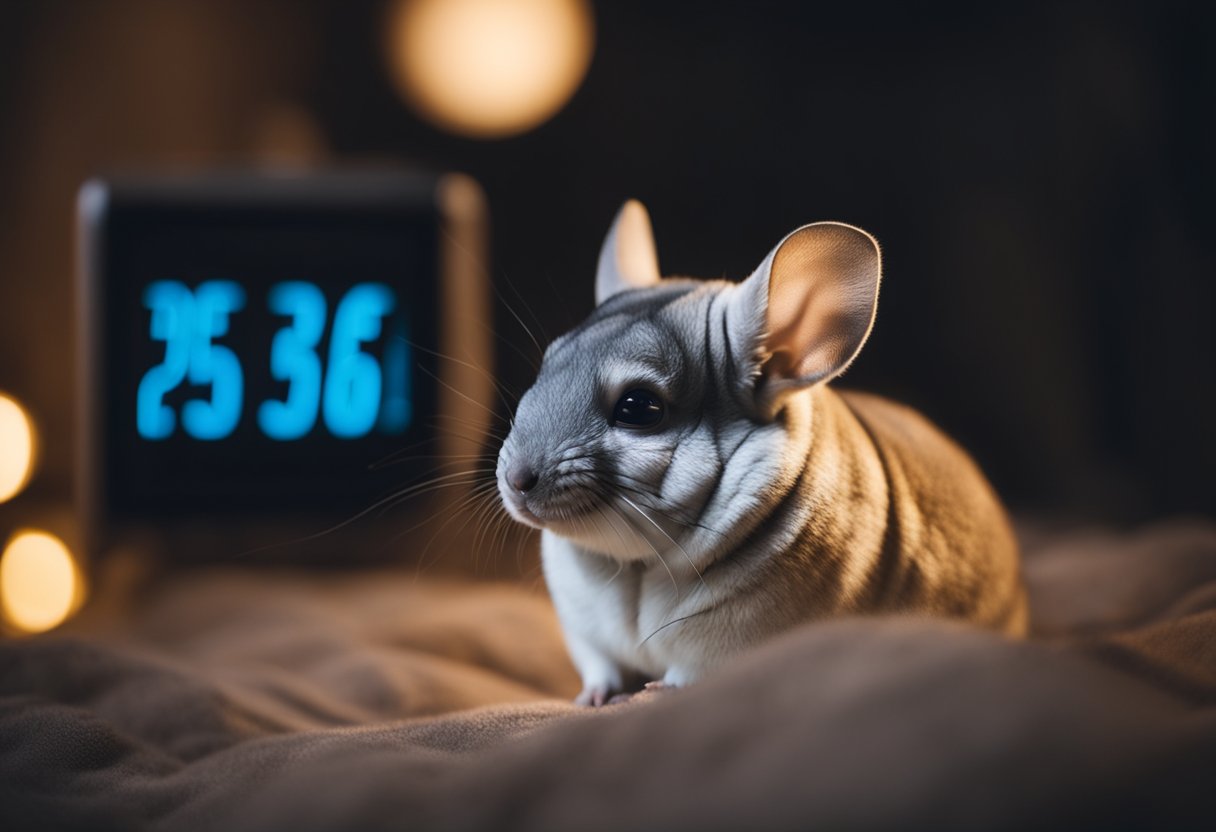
[[2, 520, 1214, 830]]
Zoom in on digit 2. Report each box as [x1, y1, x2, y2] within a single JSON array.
[[136, 280, 246, 441]]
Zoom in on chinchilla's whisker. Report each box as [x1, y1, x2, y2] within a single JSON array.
[[552, 450, 601, 467], [437, 222, 545, 368], [596, 510, 630, 588], [452, 486, 503, 572], [607, 502, 679, 600], [423, 427, 506, 455], [373, 471, 497, 518], [370, 451, 495, 472], [502, 268, 553, 347], [491, 274, 546, 361], [617, 493, 707, 592], [367, 437, 440, 469], [387, 468, 496, 494], [510, 514, 527, 575], [474, 315, 540, 375], [638, 608, 713, 649], [606, 558, 626, 586], [417, 364, 508, 427], [494, 511, 517, 575], [414, 482, 500, 577], [374, 482, 488, 522], [470, 486, 510, 571], [590, 467, 664, 493], [428, 412, 510, 439], [437, 428, 506, 445], [395, 477, 498, 541], [231, 470, 491, 560], [364, 477, 489, 563], [600, 501, 629, 549], [584, 472, 727, 539], [496, 267, 551, 356], [488, 503, 519, 576], [514, 520, 537, 577], [613, 485, 727, 539], [425, 428, 505, 454], [395, 334, 521, 414], [472, 496, 500, 572]]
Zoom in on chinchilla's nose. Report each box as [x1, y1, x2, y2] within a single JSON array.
[[508, 463, 540, 494]]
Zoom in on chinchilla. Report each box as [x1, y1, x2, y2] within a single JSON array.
[[497, 201, 1026, 706]]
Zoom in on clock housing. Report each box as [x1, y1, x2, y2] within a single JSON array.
[[76, 171, 491, 563]]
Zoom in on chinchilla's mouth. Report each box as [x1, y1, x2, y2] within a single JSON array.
[[523, 499, 597, 526], [502, 491, 601, 530], [512, 502, 544, 526], [498, 488, 584, 529], [498, 489, 544, 528]]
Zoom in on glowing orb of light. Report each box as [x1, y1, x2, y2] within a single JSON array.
[[386, 0, 595, 138], [1, 530, 81, 634], [0, 393, 36, 503]]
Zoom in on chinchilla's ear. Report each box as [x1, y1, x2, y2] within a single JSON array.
[[596, 200, 661, 305], [726, 222, 881, 416]]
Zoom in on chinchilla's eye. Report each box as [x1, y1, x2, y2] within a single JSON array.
[[612, 389, 664, 428]]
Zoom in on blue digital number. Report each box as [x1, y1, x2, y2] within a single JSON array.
[[138, 279, 402, 443], [136, 281, 194, 440], [378, 319, 412, 434], [137, 280, 245, 440], [258, 282, 327, 440], [323, 283, 395, 439], [180, 281, 246, 440]]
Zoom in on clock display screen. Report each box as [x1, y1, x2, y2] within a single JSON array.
[[97, 189, 442, 520], [135, 279, 411, 442]]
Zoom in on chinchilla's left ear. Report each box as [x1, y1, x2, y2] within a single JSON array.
[[596, 200, 661, 305], [726, 222, 881, 416]]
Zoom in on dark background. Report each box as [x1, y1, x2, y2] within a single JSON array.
[[1, 0, 1212, 529]]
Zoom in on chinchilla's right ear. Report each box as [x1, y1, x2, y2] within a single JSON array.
[[726, 221, 881, 419], [596, 200, 661, 305]]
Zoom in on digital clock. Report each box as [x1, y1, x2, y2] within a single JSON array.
[[77, 171, 491, 563]]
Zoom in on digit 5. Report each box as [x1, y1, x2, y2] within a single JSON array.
[[181, 280, 246, 440]]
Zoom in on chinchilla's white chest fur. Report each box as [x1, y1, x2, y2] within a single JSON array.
[[498, 201, 1026, 705]]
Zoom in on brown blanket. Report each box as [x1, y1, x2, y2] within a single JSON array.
[[3, 520, 1215, 830]]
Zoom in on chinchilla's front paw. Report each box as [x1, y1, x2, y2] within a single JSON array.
[[574, 684, 618, 708], [601, 680, 681, 706]]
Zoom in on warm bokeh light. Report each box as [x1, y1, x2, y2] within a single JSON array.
[[0, 392, 36, 503], [1, 530, 81, 634], [386, 0, 595, 138]]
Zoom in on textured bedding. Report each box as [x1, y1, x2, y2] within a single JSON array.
[[2, 520, 1215, 830]]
